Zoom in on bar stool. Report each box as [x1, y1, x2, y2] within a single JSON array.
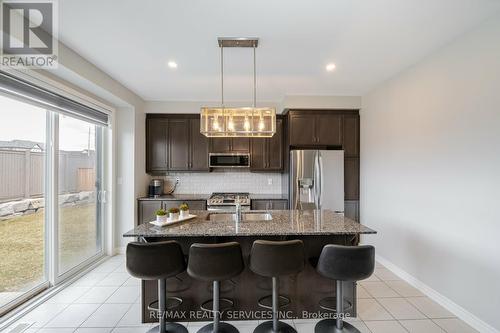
[[315, 245, 375, 333], [126, 241, 188, 333], [187, 242, 245, 333], [250, 240, 305, 333]]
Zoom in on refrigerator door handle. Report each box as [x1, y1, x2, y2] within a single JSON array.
[[317, 151, 323, 209], [313, 151, 321, 209]]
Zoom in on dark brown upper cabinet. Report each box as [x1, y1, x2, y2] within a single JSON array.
[[167, 118, 190, 170], [250, 117, 284, 172], [210, 137, 250, 153], [344, 157, 359, 200], [343, 114, 360, 157], [288, 111, 343, 147], [146, 118, 169, 172], [189, 118, 209, 171], [289, 113, 316, 146], [146, 115, 209, 173]]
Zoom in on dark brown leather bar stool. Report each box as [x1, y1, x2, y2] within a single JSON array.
[[187, 242, 245, 333], [315, 245, 375, 333], [250, 240, 305, 333], [126, 241, 188, 333]]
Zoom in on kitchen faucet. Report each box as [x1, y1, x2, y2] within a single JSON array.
[[235, 203, 242, 223]]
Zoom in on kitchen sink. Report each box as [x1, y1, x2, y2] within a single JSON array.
[[242, 212, 272, 221], [207, 212, 272, 222]]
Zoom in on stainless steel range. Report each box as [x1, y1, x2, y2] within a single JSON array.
[[207, 192, 251, 211]]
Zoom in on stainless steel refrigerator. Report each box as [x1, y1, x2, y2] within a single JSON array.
[[289, 149, 344, 211]]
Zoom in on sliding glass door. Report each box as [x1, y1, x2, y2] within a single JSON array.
[[0, 94, 48, 312], [58, 115, 103, 275], [0, 72, 108, 315]]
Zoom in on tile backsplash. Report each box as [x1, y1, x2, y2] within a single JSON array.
[[156, 171, 283, 194]]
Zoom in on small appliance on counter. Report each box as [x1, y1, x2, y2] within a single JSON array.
[[148, 179, 164, 197]]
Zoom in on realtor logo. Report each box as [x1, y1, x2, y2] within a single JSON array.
[[1, 0, 58, 68]]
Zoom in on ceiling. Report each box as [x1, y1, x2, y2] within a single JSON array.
[[58, 0, 500, 102]]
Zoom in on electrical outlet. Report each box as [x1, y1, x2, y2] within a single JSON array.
[[267, 178, 273, 185]]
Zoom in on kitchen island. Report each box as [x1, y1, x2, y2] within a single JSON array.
[[123, 210, 376, 323]]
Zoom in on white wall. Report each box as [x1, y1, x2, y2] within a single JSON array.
[[114, 107, 136, 248], [361, 15, 500, 332]]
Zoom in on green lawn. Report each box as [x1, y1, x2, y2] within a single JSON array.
[[0, 204, 98, 293]]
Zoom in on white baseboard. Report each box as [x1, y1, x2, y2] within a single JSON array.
[[114, 247, 126, 254], [376, 255, 499, 333]]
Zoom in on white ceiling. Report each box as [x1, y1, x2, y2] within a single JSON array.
[[58, 0, 500, 102]]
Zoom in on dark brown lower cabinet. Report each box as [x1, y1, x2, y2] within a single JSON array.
[[137, 200, 207, 225], [138, 200, 162, 225], [344, 201, 359, 222], [251, 199, 288, 210]]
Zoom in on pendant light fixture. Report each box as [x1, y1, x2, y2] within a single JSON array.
[[200, 37, 276, 137]]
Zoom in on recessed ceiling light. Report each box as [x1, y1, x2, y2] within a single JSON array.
[[326, 63, 336, 72], [167, 61, 178, 69]]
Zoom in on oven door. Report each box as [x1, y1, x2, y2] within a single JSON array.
[[209, 153, 250, 168]]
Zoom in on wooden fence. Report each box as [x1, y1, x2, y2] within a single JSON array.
[[0, 149, 95, 202]]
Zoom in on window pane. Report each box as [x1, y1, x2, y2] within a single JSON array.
[[0, 94, 47, 310], [58, 115, 102, 274]]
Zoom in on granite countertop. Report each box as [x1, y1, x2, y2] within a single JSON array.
[[123, 210, 376, 237], [138, 194, 210, 201]]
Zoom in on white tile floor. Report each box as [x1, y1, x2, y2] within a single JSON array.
[[3, 255, 478, 333]]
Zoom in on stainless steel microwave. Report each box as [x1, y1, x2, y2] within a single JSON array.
[[209, 153, 250, 168]]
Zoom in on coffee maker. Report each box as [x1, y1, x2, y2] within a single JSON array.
[[148, 179, 164, 197]]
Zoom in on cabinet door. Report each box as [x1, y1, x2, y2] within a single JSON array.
[[190, 119, 209, 171], [168, 119, 190, 170], [231, 138, 250, 152], [147, 118, 168, 171], [316, 114, 343, 146], [344, 201, 359, 222], [267, 118, 283, 170], [251, 199, 288, 210], [343, 114, 359, 157], [185, 200, 206, 210], [250, 138, 266, 170], [138, 201, 162, 225], [344, 157, 359, 200], [210, 138, 231, 153], [163, 200, 206, 210], [289, 114, 316, 146], [270, 199, 288, 210], [251, 200, 269, 210]]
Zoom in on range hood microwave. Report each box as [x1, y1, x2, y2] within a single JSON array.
[[209, 153, 250, 168]]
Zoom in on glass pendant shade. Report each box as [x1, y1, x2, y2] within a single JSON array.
[[201, 107, 276, 137]]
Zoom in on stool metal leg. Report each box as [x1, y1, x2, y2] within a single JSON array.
[[272, 277, 278, 332], [214, 281, 220, 332], [253, 277, 296, 333], [159, 279, 166, 332], [197, 280, 239, 333], [336, 280, 343, 330], [314, 281, 360, 333], [147, 279, 188, 333]]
